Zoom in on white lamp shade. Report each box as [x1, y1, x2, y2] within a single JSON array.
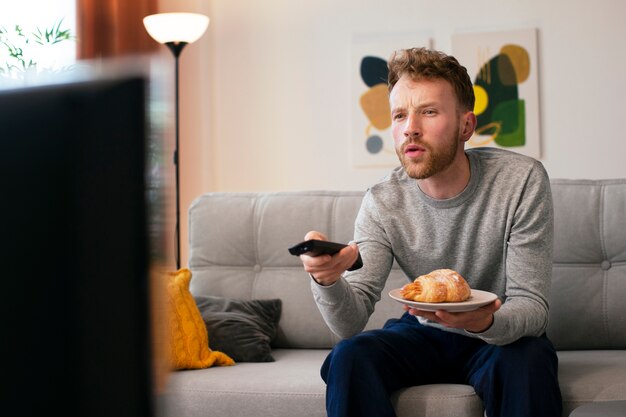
[[143, 13, 209, 44]]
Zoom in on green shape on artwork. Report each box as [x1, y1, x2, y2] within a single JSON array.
[[475, 54, 519, 131], [493, 99, 526, 147]]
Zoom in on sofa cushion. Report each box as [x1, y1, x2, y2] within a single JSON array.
[[548, 180, 626, 350], [188, 191, 411, 349], [163, 349, 485, 417], [569, 400, 626, 417], [392, 384, 483, 417], [558, 350, 626, 415], [166, 269, 234, 369], [164, 349, 328, 417], [188, 192, 365, 349], [194, 295, 282, 362]]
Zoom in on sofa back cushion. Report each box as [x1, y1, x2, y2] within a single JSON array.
[[547, 179, 626, 349], [188, 191, 407, 348], [188, 180, 626, 350]]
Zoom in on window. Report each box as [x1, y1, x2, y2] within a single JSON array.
[[0, 0, 76, 80]]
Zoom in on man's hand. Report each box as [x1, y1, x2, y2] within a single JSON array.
[[404, 299, 502, 333], [300, 231, 360, 286]]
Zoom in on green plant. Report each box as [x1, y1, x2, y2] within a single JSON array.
[[32, 19, 73, 46], [0, 18, 75, 79]]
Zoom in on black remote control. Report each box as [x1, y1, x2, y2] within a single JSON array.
[[288, 239, 363, 271]]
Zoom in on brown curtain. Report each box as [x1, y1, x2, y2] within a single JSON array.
[[76, 0, 159, 59]]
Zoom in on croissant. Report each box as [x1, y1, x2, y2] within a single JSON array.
[[400, 269, 471, 303]]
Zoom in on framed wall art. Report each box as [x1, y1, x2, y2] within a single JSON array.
[[452, 28, 541, 158], [351, 33, 432, 167]]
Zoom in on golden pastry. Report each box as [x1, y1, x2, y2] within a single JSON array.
[[400, 269, 471, 303]]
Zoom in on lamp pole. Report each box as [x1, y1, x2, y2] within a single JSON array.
[[166, 41, 187, 270]]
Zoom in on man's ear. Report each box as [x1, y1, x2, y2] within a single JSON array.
[[460, 111, 477, 142]]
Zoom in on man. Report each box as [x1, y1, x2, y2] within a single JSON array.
[[299, 48, 562, 417]]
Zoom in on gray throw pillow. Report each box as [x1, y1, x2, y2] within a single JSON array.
[[194, 295, 282, 362]]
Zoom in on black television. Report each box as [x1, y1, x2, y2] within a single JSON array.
[[0, 75, 161, 416]]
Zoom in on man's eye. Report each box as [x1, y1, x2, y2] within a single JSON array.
[[393, 113, 405, 120]]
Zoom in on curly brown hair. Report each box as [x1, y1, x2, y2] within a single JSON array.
[[387, 47, 475, 112]]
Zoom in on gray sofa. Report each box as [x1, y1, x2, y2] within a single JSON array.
[[163, 179, 626, 417]]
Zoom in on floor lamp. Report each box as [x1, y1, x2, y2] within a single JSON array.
[[143, 12, 209, 269]]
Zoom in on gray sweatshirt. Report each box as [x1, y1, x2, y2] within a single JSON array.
[[311, 147, 554, 346]]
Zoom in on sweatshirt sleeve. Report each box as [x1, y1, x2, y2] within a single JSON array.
[[310, 191, 394, 339], [467, 161, 554, 345]]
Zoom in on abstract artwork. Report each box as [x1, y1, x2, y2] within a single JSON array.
[[452, 28, 541, 158], [351, 33, 431, 167]]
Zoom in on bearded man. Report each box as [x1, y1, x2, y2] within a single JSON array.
[[298, 47, 563, 417]]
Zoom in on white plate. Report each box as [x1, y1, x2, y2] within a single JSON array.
[[388, 288, 498, 312]]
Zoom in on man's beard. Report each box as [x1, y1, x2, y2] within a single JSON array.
[[396, 133, 460, 180]]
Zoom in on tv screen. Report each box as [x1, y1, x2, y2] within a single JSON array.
[[1, 76, 157, 416]]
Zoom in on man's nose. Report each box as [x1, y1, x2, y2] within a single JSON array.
[[403, 113, 421, 139]]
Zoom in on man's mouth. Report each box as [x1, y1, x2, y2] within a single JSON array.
[[404, 143, 426, 158]]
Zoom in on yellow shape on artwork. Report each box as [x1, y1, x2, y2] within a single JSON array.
[[473, 85, 489, 116], [360, 83, 391, 131]]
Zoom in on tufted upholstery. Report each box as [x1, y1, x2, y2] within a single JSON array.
[[548, 179, 626, 349], [187, 191, 409, 349]]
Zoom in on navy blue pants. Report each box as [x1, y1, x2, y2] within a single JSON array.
[[321, 313, 562, 417]]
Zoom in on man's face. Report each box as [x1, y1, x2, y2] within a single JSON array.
[[390, 75, 467, 180]]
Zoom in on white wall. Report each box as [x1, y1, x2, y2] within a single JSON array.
[[204, 0, 626, 193], [162, 0, 626, 265]]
